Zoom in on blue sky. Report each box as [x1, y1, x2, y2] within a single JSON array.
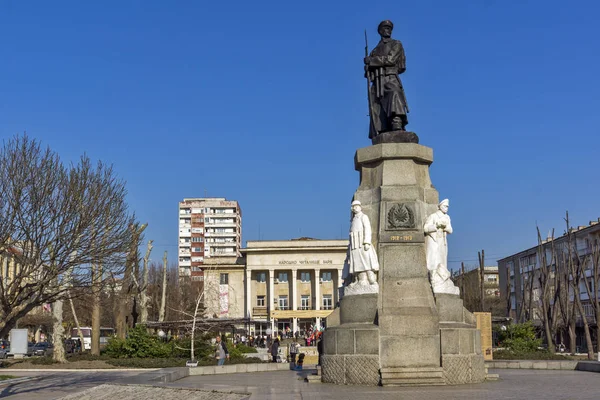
[[1, 0, 599, 270]]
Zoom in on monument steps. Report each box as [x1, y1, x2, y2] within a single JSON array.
[[380, 367, 446, 386]]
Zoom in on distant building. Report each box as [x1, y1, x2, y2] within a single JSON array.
[[453, 265, 501, 315], [242, 238, 347, 336], [201, 256, 246, 320], [498, 217, 600, 351], [453, 266, 500, 298], [178, 198, 242, 281]]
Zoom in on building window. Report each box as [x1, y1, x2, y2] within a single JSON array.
[[277, 272, 288, 282], [191, 237, 203, 242], [256, 296, 265, 307], [322, 295, 333, 310], [278, 296, 288, 310], [321, 272, 332, 282], [300, 272, 311, 282], [193, 247, 203, 252], [256, 272, 266, 283], [300, 295, 310, 310], [220, 273, 229, 285], [191, 275, 203, 281]]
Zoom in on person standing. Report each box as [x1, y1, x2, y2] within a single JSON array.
[[270, 338, 280, 363], [214, 335, 229, 366], [289, 338, 299, 369]]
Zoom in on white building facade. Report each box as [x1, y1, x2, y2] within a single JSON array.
[[242, 239, 348, 336], [178, 198, 242, 281]]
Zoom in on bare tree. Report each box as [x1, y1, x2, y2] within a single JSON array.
[[137, 240, 153, 324], [0, 135, 132, 340], [115, 223, 147, 339], [563, 213, 594, 359], [159, 251, 168, 322], [580, 241, 600, 358], [536, 227, 557, 352]]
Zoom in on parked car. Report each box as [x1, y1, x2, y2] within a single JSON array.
[[30, 342, 53, 356]]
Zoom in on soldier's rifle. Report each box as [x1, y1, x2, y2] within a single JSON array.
[[364, 30, 378, 137]]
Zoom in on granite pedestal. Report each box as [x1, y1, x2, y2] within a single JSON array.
[[322, 142, 485, 386]]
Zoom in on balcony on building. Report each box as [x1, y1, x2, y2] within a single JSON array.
[[179, 267, 191, 276], [179, 229, 191, 237], [179, 241, 191, 247], [179, 259, 191, 267], [204, 231, 237, 237]]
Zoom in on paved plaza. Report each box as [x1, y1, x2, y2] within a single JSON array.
[[169, 369, 600, 400], [2, 369, 600, 399]]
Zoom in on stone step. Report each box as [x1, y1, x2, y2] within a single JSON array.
[[305, 375, 322, 383], [316, 366, 322, 376], [381, 367, 446, 386], [382, 378, 446, 386]]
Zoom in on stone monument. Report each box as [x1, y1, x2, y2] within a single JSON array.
[[321, 20, 485, 386]]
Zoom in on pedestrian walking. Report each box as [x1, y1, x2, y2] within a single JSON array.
[[214, 335, 229, 366]]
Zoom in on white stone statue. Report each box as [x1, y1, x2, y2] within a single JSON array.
[[343, 200, 380, 295], [424, 199, 460, 295]]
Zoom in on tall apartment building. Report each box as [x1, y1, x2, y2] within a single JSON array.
[[178, 198, 242, 280]]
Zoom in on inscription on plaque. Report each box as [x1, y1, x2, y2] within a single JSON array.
[[380, 232, 424, 243]]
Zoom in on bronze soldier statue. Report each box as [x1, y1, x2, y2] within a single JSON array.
[[365, 20, 411, 141]]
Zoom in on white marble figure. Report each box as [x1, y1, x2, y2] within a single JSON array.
[[343, 200, 380, 295], [424, 199, 460, 295]]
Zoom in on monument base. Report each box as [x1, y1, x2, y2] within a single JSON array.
[[436, 293, 486, 385], [372, 130, 419, 145], [322, 293, 380, 385]]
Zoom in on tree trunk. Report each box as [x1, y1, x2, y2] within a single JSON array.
[[190, 294, 202, 361], [116, 223, 147, 339], [159, 251, 168, 322], [68, 296, 86, 350], [52, 300, 67, 363], [91, 263, 102, 355], [569, 317, 577, 354], [574, 296, 595, 359], [541, 301, 555, 352], [139, 240, 153, 324]]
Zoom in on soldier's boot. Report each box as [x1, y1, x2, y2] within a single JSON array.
[[391, 116, 404, 131], [358, 272, 369, 286], [366, 270, 377, 285]]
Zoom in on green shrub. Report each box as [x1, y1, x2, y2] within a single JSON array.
[[106, 358, 188, 368], [104, 325, 174, 358], [498, 322, 542, 353], [493, 350, 571, 360], [235, 344, 258, 353]]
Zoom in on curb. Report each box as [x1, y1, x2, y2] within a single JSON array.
[[3, 368, 160, 372]]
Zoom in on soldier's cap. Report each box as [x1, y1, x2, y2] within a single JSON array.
[[351, 200, 361, 207], [378, 20, 394, 32]]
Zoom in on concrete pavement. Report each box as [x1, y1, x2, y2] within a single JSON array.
[[169, 368, 600, 400], [3, 368, 600, 399]]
